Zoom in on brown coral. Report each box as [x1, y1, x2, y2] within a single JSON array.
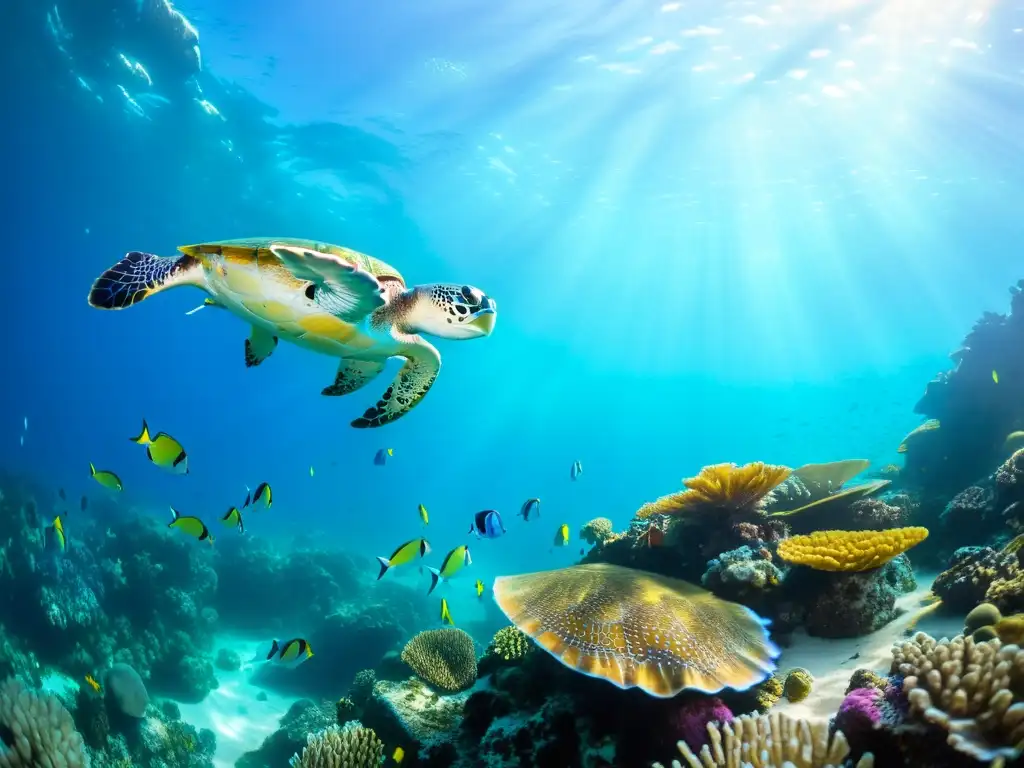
[[636, 462, 791, 520], [288, 723, 383, 768], [932, 547, 1020, 611], [579, 517, 615, 545], [776, 527, 928, 572], [400, 628, 477, 693], [0, 678, 90, 768], [996, 448, 1024, 489], [893, 631, 1024, 762]]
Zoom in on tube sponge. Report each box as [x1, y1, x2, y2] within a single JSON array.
[[777, 527, 928, 572], [400, 628, 478, 693], [288, 723, 383, 768], [0, 677, 90, 768]]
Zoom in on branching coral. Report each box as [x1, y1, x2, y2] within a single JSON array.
[[777, 527, 928, 572], [288, 723, 383, 768], [579, 518, 615, 545], [653, 712, 875, 768], [0, 677, 90, 767], [400, 628, 477, 693], [893, 631, 1024, 762], [636, 462, 791, 520], [488, 626, 531, 662]]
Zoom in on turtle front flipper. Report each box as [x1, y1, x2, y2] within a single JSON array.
[[351, 340, 441, 428], [270, 244, 385, 322], [322, 359, 386, 397], [245, 326, 278, 368], [88, 252, 204, 309]]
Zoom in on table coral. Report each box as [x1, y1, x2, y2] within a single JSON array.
[[401, 628, 477, 693], [636, 462, 791, 521], [777, 527, 928, 572]]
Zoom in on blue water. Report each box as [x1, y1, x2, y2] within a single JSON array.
[[4, 0, 1024, 629]]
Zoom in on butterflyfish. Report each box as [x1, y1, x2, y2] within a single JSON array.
[[168, 507, 214, 544], [519, 498, 540, 521], [248, 638, 313, 669], [440, 597, 454, 625], [243, 482, 272, 510], [130, 420, 188, 475], [475, 579, 485, 598], [570, 460, 583, 481], [221, 506, 244, 533], [554, 524, 569, 547], [89, 463, 123, 491], [427, 545, 472, 595], [468, 510, 505, 539], [84, 675, 101, 693], [377, 538, 431, 579], [993, 370, 999, 384], [52, 516, 67, 553], [418, 504, 429, 525], [374, 448, 394, 466]]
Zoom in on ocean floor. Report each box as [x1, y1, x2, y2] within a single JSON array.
[[175, 637, 293, 768], [774, 573, 961, 723]]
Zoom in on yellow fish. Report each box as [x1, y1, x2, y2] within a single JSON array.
[[377, 538, 431, 579], [84, 675, 101, 693], [52, 516, 67, 553], [553, 523, 569, 547], [475, 579, 484, 598], [392, 747, 405, 765], [244, 482, 272, 510], [440, 597, 454, 625], [428, 545, 472, 594], [418, 504, 429, 525], [276, 638, 314, 666], [993, 370, 999, 384], [220, 506, 244, 533], [89, 463, 123, 491], [130, 420, 188, 475], [168, 507, 214, 545]]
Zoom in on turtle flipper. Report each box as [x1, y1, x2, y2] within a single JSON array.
[[322, 359, 386, 397], [88, 252, 202, 309], [270, 244, 385, 322], [351, 341, 441, 428], [245, 326, 278, 368]]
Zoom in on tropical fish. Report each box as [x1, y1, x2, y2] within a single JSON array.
[[553, 524, 569, 547], [468, 510, 505, 539], [58, 488, 66, 501], [475, 579, 485, 598], [579, 548, 585, 556], [644, 525, 664, 548], [393, 746, 405, 765], [84, 675, 101, 693], [243, 482, 272, 510], [374, 448, 394, 466], [377, 538, 431, 579], [418, 504, 429, 525], [89, 463, 123, 492], [23, 417, 27, 432], [130, 420, 188, 475], [440, 597, 454, 625], [519, 498, 540, 521], [80, 495, 88, 512], [168, 507, 214, 545], [993, 370, 1000, 384], [428, 545, 472, 594], [571, 460, 583, 481], [249, 638, 313, 669], [52, 516, 67, 553], [221, 506, 244, 533], [309, 465, 315, 477]]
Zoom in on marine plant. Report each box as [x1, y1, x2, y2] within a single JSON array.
[[400, 628, 478, 693], [288, 723, 383, 768]]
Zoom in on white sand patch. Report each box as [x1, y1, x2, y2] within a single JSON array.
[[774, 574, 963, 723]]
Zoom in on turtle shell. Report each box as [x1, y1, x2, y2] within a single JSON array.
[[179, 237, 406, 285]]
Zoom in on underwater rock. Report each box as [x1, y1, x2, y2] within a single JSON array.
[[214, 647, 241, 672], [700, 544, 784, 603], [153, 652, 218, 703], [349, 668, 377, 705], [932, 545, 1019, 611], [104, 662, 150, 718], [236, 699, 337, 768], [363, 678, 472, 752], [475, 694, 582, 768], [800, 555, 916, 638], [940, 484, 1000, 541], [846, 497, 908, 531]]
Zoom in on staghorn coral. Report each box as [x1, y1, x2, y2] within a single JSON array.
[[893, 631, 1024, 762], [777, 527, 928, 572], [636, 462, 791, 520], [579, 518, 615, 545], [783, 668, 814, 703], [933, 546, 1020, 611], [488, 626, 532, 662], [288, 723, 383, 768], [400, 628, 477, 693], [652, 711, 875, 768], [0, 677, 90, 768]]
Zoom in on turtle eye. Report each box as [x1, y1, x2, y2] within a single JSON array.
[[304, 284, 316, 301], [460, 285, 477, 303]]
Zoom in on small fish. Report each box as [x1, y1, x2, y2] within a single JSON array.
[[23, 417, 27, 431], [418, 504, 429, 525], [468, 510, 506, 539], [519, 498, 540, 521], [221, 506, 244, 533], [243, 482, 272, 510], [84, 675, 101, 693], [168, 507, 214, 545], [553, 524, 569, 547], [475, 579, 484, 598], [52, 516, 67, 553], [579, 547, 585, 556], [571, 460, 583, 481], [59, 488, 66, 501], [644, 525, 665, 548], [249, 638, 314, 669], [428, 545, 472, 594], [19, 435, 23, 447], [374, 448, 394, 466], [393, 746, 405, 765], [130, 420, 188, 475], [80, 495, 88, 512], [89, 463, 123, 492], [377, 539, 431, 579], [309, 465, 315, 477], [440, 597, 454, 625], [993, 370, 999, 384]]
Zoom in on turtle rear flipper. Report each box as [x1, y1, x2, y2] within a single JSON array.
[[351, 339, 440, 428], [88, 252, 202, 310]]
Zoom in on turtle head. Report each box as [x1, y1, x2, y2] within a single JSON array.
[[401, 283, 497, 340]]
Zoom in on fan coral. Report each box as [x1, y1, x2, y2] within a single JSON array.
[[580, 518, 615, 545], [488, 626, 531, 661], [288, 723, 383, 768], [636, 462, 791, 520], [0, 677, 90, 768], [400, 628, 477, 693], [893, 631, 1024, 762], [777, 527, 928, 572], [932, 546, 1020, 611], [783, 668, 814, 703], [653, 712, 875, 768]]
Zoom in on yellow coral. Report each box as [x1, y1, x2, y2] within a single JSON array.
[[994, 614, 1024, 645], [783, 668, 814, 703], [636, 462, 791, 520], [754, 674, 784, 711], [777, 527, 928, 572], [579, 517, 614, 545], [489, 626, 532, 661], [400, 628, 478, 693], [845, 669, 887, 694]]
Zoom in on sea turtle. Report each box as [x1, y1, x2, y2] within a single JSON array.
[[87, 238, 497, 428]]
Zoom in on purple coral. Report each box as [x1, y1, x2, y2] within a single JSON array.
[[670, 696, 733, 753], [835, 686, 883, 742]]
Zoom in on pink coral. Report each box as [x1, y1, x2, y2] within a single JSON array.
[[671, 696, 734, 753], [835, 686, 883, 741]]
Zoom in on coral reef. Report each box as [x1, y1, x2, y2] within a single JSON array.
[[236, 699, 337, 768], [701, 545, 783, 601], [401, 629, 478, 693], [0, 677, 89, 768], [579, 518, 615, 546], [777, 527, 928, 572], [288, 722, 383, 768], [487, 627, 532, 663], [932, 545, 1021, 612], [637, 462, 791, 521]]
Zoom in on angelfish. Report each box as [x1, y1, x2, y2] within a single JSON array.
[[519, 498, 540, 521], [376, 538, 431, 579], [374, 448, 393, 466], [468, 510, 505, 539], [571, 460, 583, 481], [248, 638, 313, 669], [130, 420, 189, 475], [221, 506, 244, 533], [89, 463, 123, 491], [440, 598, 454, 626], [553, 524, 569, 547], [243, 482, 272, 510], [427, 545, 472, 595]]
